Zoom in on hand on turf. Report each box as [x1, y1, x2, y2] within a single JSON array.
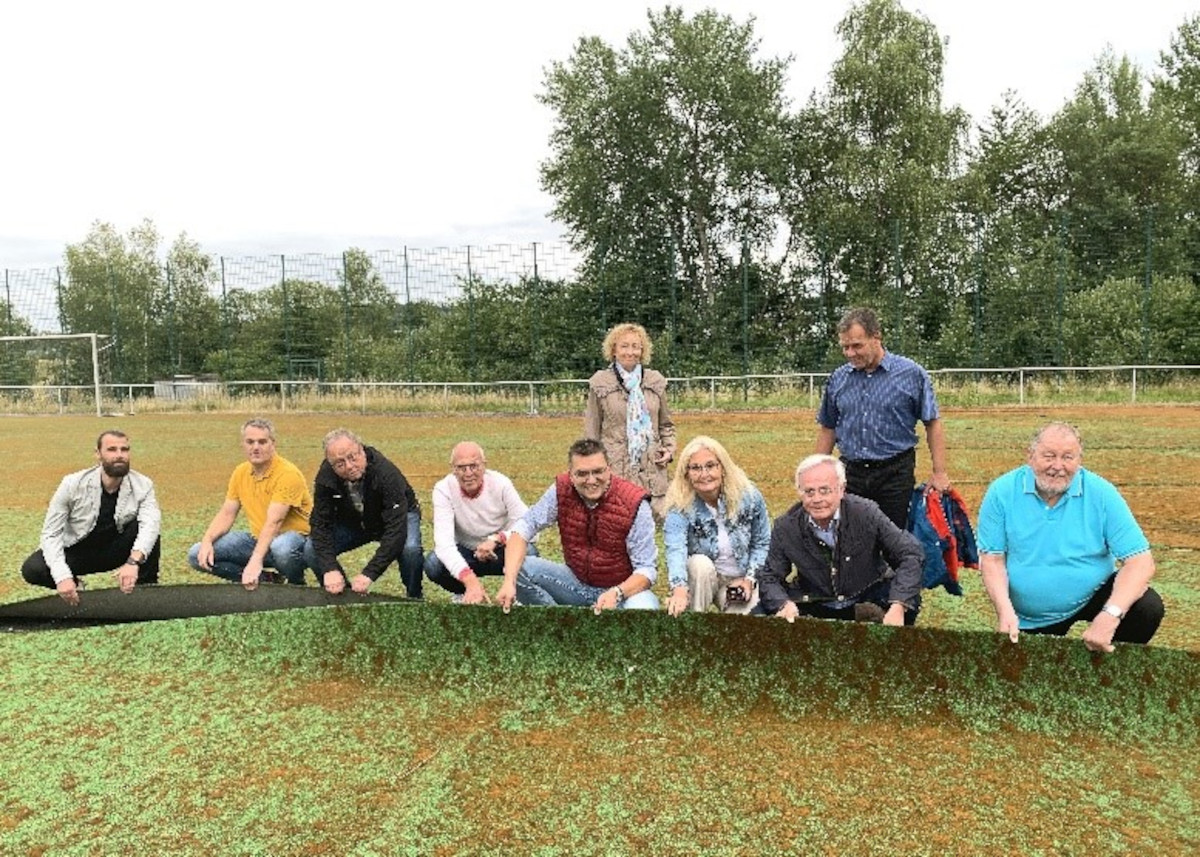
[[1082, 613, 1118, 654], [350, 574, 373, 594], [593, 588, 621, 615], [496, 581, 517, 614], [667, 587, 689, 617], [323, 571, 345, 594], [56, 578, 80, 606], [776, 602, 799, 623], [115, 563, 139, 594], [996, 611, 1020, 644], [461, 577, 491, 605], [883, 603, 906, 627], [241, 557, 264, 590]]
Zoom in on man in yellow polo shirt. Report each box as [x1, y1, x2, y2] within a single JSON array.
[[188, 418, 313, 589]]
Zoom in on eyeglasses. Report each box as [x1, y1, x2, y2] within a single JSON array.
[[328, 449, 365, 469], [800, 485, 838, 498], [453, 462, 484, 473], [571, 466, 609, 480], [686, 461, 721, 474]]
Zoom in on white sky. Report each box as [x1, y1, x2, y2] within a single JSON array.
[[1, 0, 1195, 266]]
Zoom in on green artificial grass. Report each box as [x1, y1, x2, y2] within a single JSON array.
[[1, 605, 1196, 855]]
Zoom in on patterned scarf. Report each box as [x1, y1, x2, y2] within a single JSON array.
[[616, 362, 654, 467]]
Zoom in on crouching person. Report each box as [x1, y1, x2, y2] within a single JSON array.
[[496, 439, 658, 613], [188, 418, 312, 589], [759, 454, 923, 626], [425, 441, 537, 604], [304, 428, 424, 597], [22, 429, 161, 605]]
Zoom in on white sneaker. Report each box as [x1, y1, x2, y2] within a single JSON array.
[[450, 594, 465, 604]]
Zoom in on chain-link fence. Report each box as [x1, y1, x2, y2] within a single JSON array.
[[3, 209, 1199, 392]]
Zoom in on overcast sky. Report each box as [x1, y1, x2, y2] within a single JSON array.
[[1, 0, 1195, 267]]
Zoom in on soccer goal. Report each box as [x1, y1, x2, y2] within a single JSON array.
[[0, 333, 108, 416]]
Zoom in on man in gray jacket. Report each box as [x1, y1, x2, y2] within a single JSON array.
[[21, 429, 161, 605], [759, 454, 923, 626]]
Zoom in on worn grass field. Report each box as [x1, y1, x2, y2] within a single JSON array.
[[1, 407, 1198, 855]]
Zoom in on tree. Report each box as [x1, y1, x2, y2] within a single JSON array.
[[1061, 275, 1197, 364], [158, 234, 222, 377], [1050, 49, 1186, 283], [784, 0, 968, 354], [62, 220, 164, 384], [0, 303, 39, 387], [1154, 13, 1200, 279], [955, 93, 1064, 365], [332, 248, 402, 379], [539, 6, 790, 322]]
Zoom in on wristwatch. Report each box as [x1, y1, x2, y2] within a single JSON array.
[[1100, 603, 1126, 620], [126, 555, 145, 567]]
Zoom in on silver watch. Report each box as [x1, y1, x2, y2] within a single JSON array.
[[1100, 603, 1126, 620]]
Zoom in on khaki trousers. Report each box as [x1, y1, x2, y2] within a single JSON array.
[[687, 554, 759, 614]]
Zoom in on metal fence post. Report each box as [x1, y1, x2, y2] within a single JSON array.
[[281, 255, 291, 380], [341, 251, 351, 378], [220, 256, 230, 374], [1142, 206, 1154, 363]]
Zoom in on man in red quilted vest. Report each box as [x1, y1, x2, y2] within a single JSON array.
[[497, 438, 660, 613]]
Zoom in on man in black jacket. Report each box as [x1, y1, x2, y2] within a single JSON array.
[[303, 428, 424, 597], [759, 454, 923, 626]]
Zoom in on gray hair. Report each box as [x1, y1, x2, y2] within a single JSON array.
[[450, 441, 486, 465], [794, 454, 846, 488], [323, 428, 364, 453], [1028, 422, 1084, 455], [241, 418, 276, 441]]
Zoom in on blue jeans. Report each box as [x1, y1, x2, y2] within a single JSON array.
[[188, 530, 310, 585], [424, 542, 539, 595], [516, 556, 659, 610], [302, 510, 424, 598]]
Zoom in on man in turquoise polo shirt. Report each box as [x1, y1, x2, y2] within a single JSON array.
[[977, 422, 1163, 653]]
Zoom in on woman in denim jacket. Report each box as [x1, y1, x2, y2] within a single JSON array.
[[664, 436, 770, 615]]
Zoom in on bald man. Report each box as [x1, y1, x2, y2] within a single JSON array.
[[424, 441, 536, 605]]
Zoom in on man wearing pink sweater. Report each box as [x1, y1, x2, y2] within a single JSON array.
[[424, 441, 537, 604]]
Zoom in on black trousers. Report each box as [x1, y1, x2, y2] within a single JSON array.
[[843, 447, 916, 530], [790, 578, 920, 626], [22, 523, 161, 589], [1025, 574, 1164, 644]]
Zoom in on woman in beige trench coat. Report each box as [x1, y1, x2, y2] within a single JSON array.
[[583, 323, 677, 522]]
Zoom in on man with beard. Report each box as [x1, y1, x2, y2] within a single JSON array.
[[22, 429, 162, 605], [978, 422, 1164, 652]]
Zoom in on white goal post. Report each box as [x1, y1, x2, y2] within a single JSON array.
[[0, 333, 107, 417]]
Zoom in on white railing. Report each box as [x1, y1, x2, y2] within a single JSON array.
[[4, 365, 1200, 416]]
